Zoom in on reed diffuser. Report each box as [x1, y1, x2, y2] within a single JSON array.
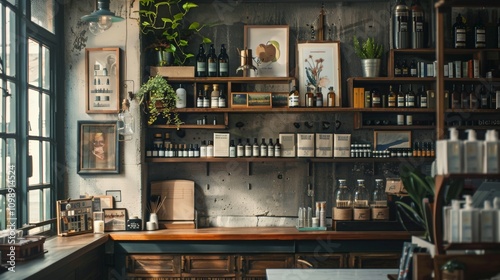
[[147, 195, 166, 230]]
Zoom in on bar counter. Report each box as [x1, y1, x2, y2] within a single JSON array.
[[108, 227, 412, 241]]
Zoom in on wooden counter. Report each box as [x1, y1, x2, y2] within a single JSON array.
[[109, 227, 413, 241]]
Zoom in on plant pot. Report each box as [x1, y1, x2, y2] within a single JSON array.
[[154, 50, 174, 66], [361, 58, 381, 77]]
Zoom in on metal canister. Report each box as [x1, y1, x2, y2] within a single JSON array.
[[411, 1, 424, 49], [393, 1, 409, 49]]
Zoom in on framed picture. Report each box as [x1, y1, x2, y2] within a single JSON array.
[[373, 131, 412, 151], [247, 92, 272, 108], [297, 42, 342, 107], [272, 92, 289, 108], [231, 92, 248, 108], [85, 47, 120, 113], [92, 195, 114, 212], [244, 25, 289, 77], [77, 121, 119, 174], [103, 208, 127, 231]]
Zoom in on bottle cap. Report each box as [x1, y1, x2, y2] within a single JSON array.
[[452, 199, 460, 210], [448, 127, 459, 140], [465, 129, 477, 141], [484, 200, 492, 210], [463, 195, 473, 209]]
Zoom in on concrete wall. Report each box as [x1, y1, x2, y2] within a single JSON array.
[[62, 0, 436, 226]]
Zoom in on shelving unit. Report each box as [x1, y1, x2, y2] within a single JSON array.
[[431, 1, 500, 279]]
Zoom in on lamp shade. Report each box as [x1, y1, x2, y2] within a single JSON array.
[[81, 0, 124, 23]]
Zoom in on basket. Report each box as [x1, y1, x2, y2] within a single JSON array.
[[0, 236, 46, 262]]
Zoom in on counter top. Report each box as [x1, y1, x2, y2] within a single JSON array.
[[109, 227, 413, 241]]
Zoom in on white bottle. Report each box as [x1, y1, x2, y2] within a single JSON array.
[[459, 195, 480, 243], [437, 127, 462, 174], [206, 140, 214, 157], [484, 130, 500, 174], [463, 129, 483, 173], [175, 84, 187, 108], [480, 200, 497, 243], [448, 199, 461, 243], [210, 84, 219, 108]]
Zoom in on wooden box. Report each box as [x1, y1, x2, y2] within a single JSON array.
[[0, 236, 46, 262], [150, 66, 195, 78]]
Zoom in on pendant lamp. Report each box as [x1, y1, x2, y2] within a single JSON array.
[[81, 0, 124, 35]]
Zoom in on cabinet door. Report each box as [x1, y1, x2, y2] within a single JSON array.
[[240, 254, 294, 278], [126, 254, 181, 277], [348, 252, 401, 268], [295, 253, 346, 268], [182, 254, 237, 278]]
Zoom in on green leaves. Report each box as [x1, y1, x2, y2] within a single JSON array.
[[353, 36, 384, 59]]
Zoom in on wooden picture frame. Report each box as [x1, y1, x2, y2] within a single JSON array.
[[85, 47, 120, 113], [373, 130, 412, 151], [230, 92, 248, 108], [297, 42, 342, 107], [244, 25, 289, 77], [103, 208, 127, 231], [92, 195, 114, 212], [247, 92, 272, 108], [77, 121, 120, 174]]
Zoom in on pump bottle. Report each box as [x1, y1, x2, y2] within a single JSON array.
[[459, 195, 479, 243], [448, 199, 461, 243], [480, 200, 497, 243], [436, 127, 462, 174], [484, 130, 500, 174], [463, 129, 483, 173]]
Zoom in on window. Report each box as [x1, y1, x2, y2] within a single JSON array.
[[0, 0, 61, 235]]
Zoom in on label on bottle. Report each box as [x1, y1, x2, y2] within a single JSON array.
[[197, 98, 203, 108], [395, 68, 402, 76], [218, 97, 226, 108], [475, 28, 486, 47], [397, 96, 405, 107], [410, 68, 417, 76], [197, 61, 206, 72], [219, 62, 228, 73], [208, 62, 217, 74], [397, 114, 404, 125], [289, 95, 299, 107], [406, 96, 415, 107], [388, 96, 396, 107], [455, 29, 466, 47], [211, 97, 218, 108], [372, 97, 381, 107], [237, 145, 244, 157], [420, 96, 427, 108], [229, 146, 236, 158], [316, 97, 323, 107], [203, 98, 210, 108]]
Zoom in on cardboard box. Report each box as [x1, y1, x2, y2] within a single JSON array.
[[386, 178, 404, 194], [150, 180, 195, 221], [315, 133, 333, 157], [333, 134, 351, 158], [213, 132, 230, 157], [297, 133, 315, 157], [279, 133, 296, 157]]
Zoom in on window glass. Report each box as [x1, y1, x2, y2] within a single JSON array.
[[28, 140, 40, 185], [42, 92, 50, 137], [28, 39, 39, 86], [43, 141, 50, 183], [42, 45, 50, 90], [30, 0, 55, 33], [28, 89, 40, 136], [6, 7, 16, 77], [0, 195, 4, 230], [28, 189, 41, 223], [6, 81, 15, 133]]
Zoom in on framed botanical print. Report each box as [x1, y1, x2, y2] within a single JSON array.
[[77, 121, 119, 174]]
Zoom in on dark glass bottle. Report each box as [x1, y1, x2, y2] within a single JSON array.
[[394, 59, 402, 77], [371, 88, 381, 108], [405, 84, 415, 108], [388, 85, 397, 108], [410, 0, 424, 49], [410, 59, 418, 77], [195, 44, 207, 77], [453, 14, 467, 48], [218, 44, 229, 77], [491, 85, 498, 109], [397, 85, 406, 107], [474, 12, 486, 48], [419, 85, 427, 108], [481, 85, 490, 109], [207, 44, 218, 77], [469, 84, 479, 109], [461, 84, 470, 109], [450, 84, 460, 109], [401, 59, 409, 77]]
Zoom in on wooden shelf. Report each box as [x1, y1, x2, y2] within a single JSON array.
[[149, 124, 227, 129], [436, 0, 500, 9], [172, 107, 355, 113], [356, 108, 435, 113], [359, 125, 435, 130], [146, 157, 435, 163], [164, 76, 295, 84], [444, 243, 500, 251], [445, 109, 500, 113], [347, 77, 435, 83]]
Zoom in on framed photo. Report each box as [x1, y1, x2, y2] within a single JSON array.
[[77, 121, 120, 174], [244, 25, 289, 77], [103, 208, 127, 231], [92, 195, 114, 212], [272, 92, 289, 108], [373, 131, 412, 151], [85, 47, 120, 113], [230, 92, 248, 108], [297, 42, 342, 107], [247, 92, 272, 108]]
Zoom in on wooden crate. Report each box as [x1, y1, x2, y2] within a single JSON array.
[[150, 66, 195, 78], [0, 236, 46, 262]]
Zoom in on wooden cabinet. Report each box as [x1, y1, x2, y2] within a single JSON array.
[[182, 254, 237, 278], [126, 254, 181, 278], [348, 252, 401, 268], [295, 253, 346, 268], [240, 254, 294, 278]]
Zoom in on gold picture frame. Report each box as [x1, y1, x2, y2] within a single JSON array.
[[247, 92, 272, 108], [230, 92, 248, 108]]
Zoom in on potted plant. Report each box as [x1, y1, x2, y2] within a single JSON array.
[[137, 0, 212, 67], [135, 74, 182, 127], [353, 36, 384, 77]]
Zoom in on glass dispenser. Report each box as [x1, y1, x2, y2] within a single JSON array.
[[332, 179, 353, 221], [371, 178, 389, 220], [353, 179, 370, 220]]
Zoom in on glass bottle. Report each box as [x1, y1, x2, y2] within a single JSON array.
[[394, 59, 402, 77], [327, 86, 336, 107], [481, 85, 491, 109], [371, 179, 388, 220], [469, 84, 479, 109], [252, 138, 260, 157], [203, 84, 210, 108], [353, 179, 370, 220], [244, 138, 252, 157], [405, 84, 415, 108], [236, 139, 244, 157], [274, 138, 281, 157], [195, 44, 207, 77], [218, 88, 226, 108], [461, 84, 470, 109], [229, 140, 236, 158], [410, 0, 424, 49], [206, 140, 214, 157], [305, 87, 315, 107], [410, 59, 418, 77], [334, 179, 352, 209], [371, 88, 381, 108], [490, 85, 497, 109], [453, 13, 467, 48], [315, 87, 323, 107], [260, 138, 268, 157], [207, 44, 218, 77], [397, 85, 405, 107], [450, 84, 460, 109], [388, 85, 396, 108], [218, 44, 229, 77], [267, 138, 274, 157], [474, 12, 486, 48], [196, 89, 204, 108], [401, 59, 409, 77], [175, 84, 187, 108], [163, 133, 172, 151], [188, 144, 194, 157], [211, 84, 220, 108], [288, 86, 300, 107]]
